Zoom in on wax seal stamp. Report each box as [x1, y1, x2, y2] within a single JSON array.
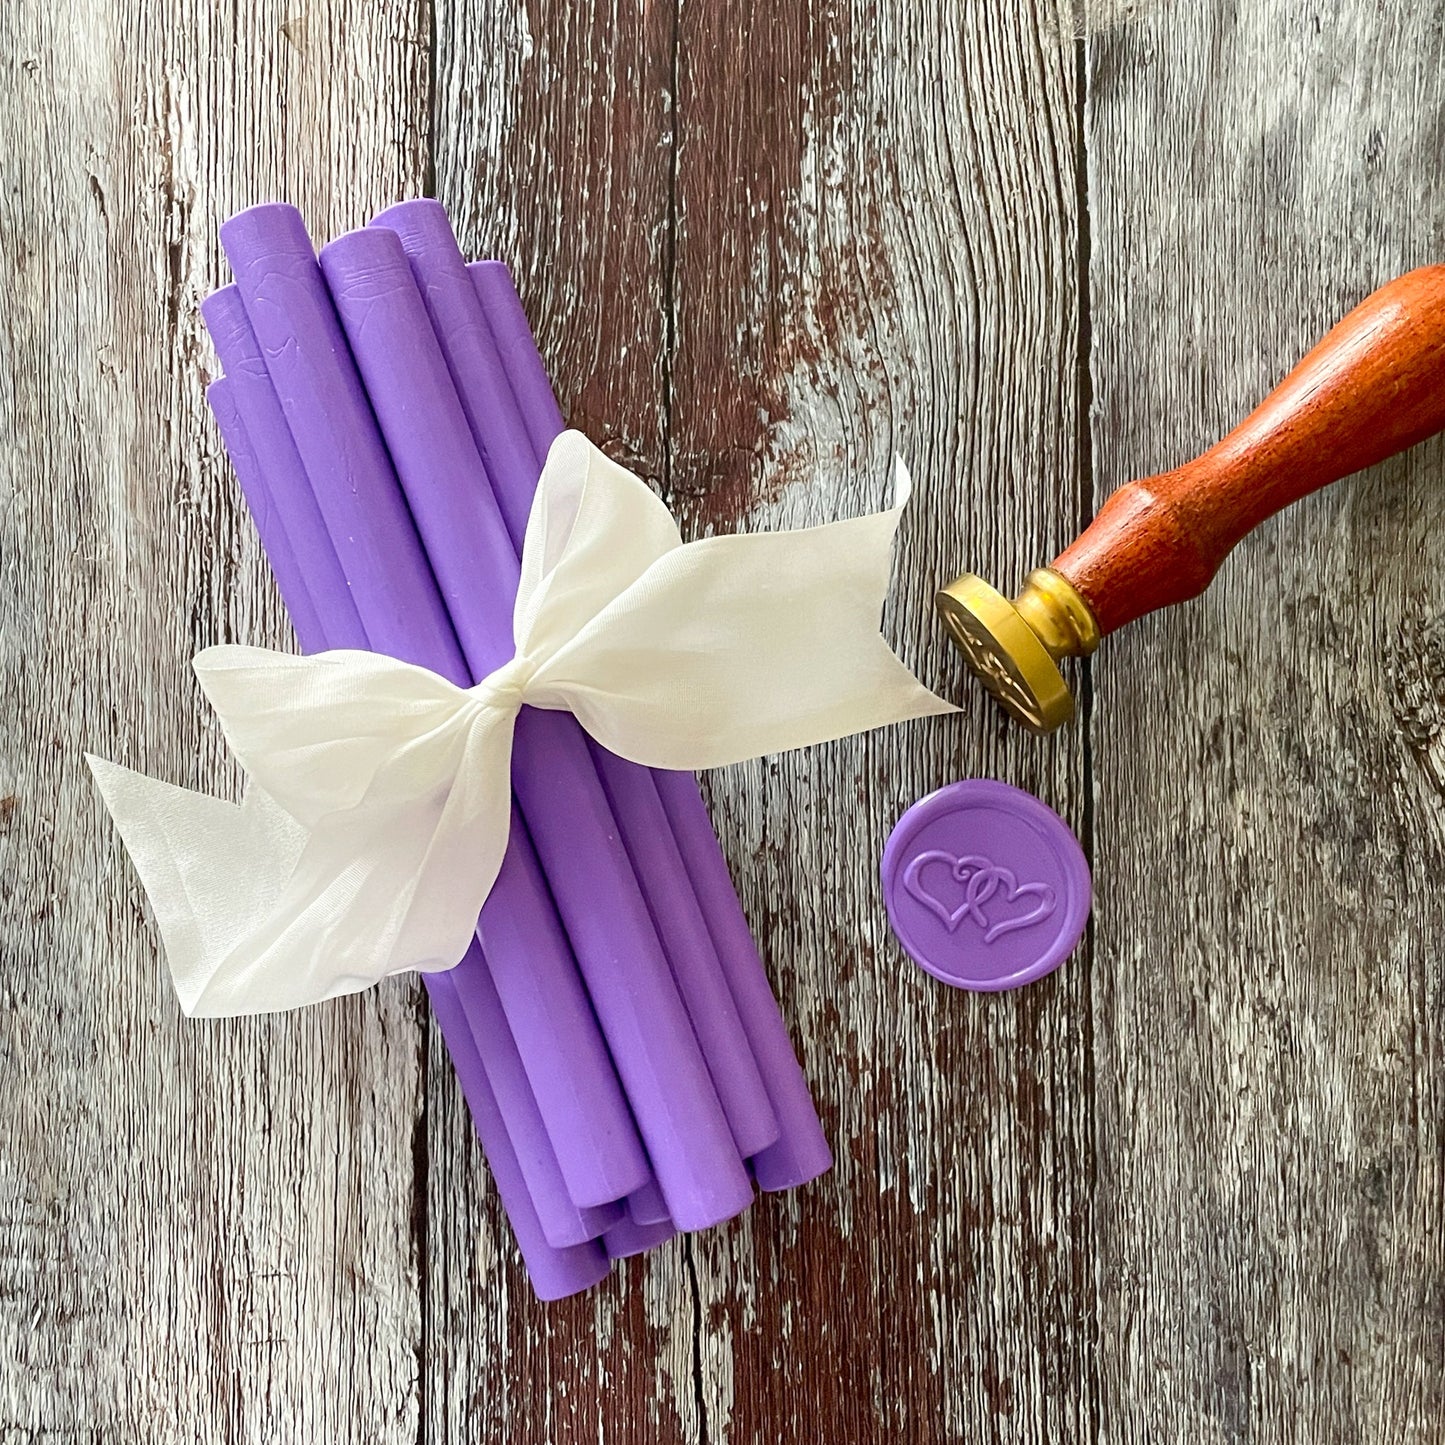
[[882, 780, 1090, 990], [936, 268, 1445, 733]]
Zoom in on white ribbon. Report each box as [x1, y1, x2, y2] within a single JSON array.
[[90, 432, 956, 1017]]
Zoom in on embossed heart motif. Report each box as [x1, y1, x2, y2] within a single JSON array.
[[901, 850, 1057, 945]]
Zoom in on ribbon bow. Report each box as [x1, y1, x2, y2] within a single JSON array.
[[90, 433, 956, 1017]]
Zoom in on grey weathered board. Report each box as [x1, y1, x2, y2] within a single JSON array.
[[1088, 6, 1445, 1440], [0, 0, 1440, 1440]]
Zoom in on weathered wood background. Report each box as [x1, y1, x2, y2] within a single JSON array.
[[2, 0, 1442, 1439]]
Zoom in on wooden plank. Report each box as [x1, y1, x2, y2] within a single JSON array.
[[670, 4, 1094, 1440], [0, 2, 431, 1437], [434, 0, 1095, 1438], [1085, 2, 1445, 1441], [429, 2, 711, 1438]]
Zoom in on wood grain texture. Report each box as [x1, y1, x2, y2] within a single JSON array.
[[0, 2, 432, 1438], [434, 0, 1092, 1439], [1086, 2, 1445, 1441], [3, 0, 1443, 1441], [429, 2, 703, 1436]]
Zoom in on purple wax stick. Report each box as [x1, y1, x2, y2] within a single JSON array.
[[367, 202, 779, 1161], [430, 962, 621, 1254], [426, 972, 611, 1299], [203, 268, 650, 1211], [202, 299, 368, 650], [316, 225, 754, 1230], [446, 949, 624, 1246], [465, 263, 565, 468], [220, 204, 747, 1231], [205, 382, 616, 1275], [370, 201, 540, 549], [204, 378, 326, 651], [466, 256, 832, 1190], [604, 1213, 677, 1260], [593, 766, 779, 1159], [654, 769, 832, 1190], [625, 1178, 672, 1228], [217, 222, 453, 671]]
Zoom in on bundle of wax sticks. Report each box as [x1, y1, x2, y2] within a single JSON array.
[[200, 201, 832, 1299]]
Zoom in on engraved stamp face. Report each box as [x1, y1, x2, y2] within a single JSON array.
[[943, 608, 1049, 729]]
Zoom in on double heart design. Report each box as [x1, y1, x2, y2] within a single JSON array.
[[901, 850, 1056, 945]]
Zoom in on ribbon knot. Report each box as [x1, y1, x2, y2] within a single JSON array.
[[470, 655, 537, 714], [89, 431, 956, 1018]]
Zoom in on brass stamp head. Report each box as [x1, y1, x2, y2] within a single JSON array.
[[935, 569, 1100, 734]]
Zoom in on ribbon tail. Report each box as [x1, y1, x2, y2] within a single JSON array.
[[88, 694, 520, 1018], [87, 757, 307, 1015]]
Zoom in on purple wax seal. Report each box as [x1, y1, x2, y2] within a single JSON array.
[[882, 780, 1090, 991]]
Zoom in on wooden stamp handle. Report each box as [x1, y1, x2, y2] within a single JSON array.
[[1052, 267, 1445, 637]]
